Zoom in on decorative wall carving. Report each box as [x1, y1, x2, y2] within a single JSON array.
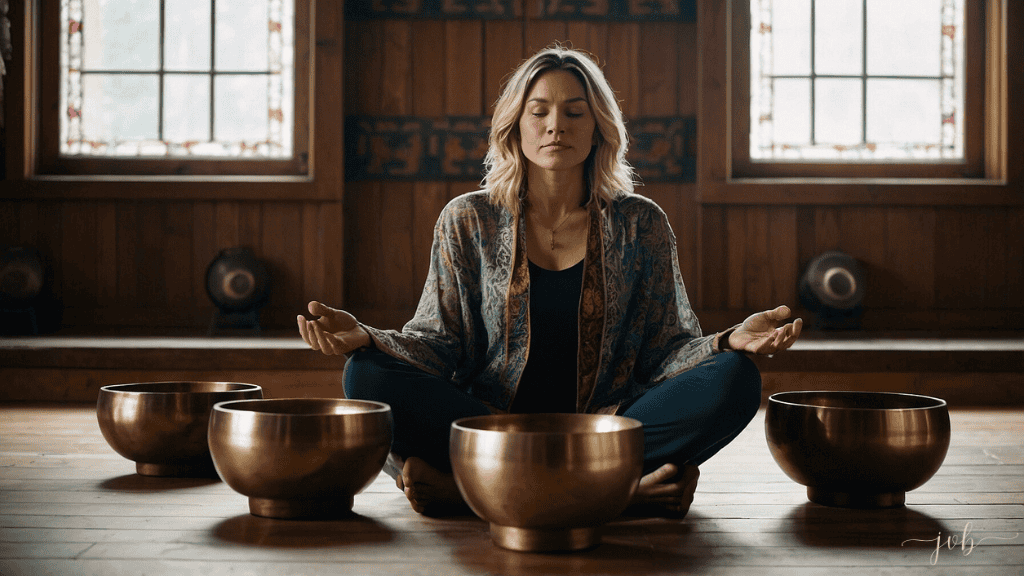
[[540, 0, 694, 21], [345, 115, 695, 183], [346, 0, 519, 20], [345, 0, 694, 20]]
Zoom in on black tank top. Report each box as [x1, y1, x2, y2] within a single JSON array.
[[510, 259, 584, 414]]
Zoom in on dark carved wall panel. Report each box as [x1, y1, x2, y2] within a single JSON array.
[[345, 0, 693, 20], [540, 0, 695, 21], [345, 117, 491, 181], [345, 115, 696, 182], [346, 0, 520, 19]]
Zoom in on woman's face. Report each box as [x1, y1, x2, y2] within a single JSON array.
[[518, 69, 597, 175]]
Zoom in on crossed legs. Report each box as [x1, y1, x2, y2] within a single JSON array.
[[343, 348, 761, 517]]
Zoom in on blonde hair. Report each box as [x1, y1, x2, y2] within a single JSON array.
[[482, 45, 636, 214]]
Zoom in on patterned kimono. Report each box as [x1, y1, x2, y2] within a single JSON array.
[[361, 190, 719, 415]]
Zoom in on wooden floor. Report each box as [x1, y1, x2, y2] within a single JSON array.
[[1, 404, 1021, 575]]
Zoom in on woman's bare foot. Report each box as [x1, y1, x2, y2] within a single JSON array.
[[397, 456, 470, 516], [624, 463, 699, 519]]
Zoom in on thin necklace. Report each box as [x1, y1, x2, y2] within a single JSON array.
[[529, 209, 574, 251], [547, 211, 572, 250]]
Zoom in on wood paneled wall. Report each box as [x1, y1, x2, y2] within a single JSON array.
[[0, 200, 343, 329], [342, 14, 1023, 332], [344, 18, 707, 329], [2, 6, 1021, 333]]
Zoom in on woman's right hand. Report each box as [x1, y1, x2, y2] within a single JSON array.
[[296, 301, 371, 355]]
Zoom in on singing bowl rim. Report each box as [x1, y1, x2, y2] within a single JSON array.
[[451, 412, 643, 436], [211, 397, 392, 416], [99, 381, 264, 396], [767, 390, 947, 411]]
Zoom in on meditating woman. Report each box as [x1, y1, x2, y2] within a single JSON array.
[[298, 45, 802, 517]]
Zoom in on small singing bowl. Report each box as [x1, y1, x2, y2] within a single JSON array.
[[96, 381, 263, 477], [765, 391, 950, 509], [208, 398, 393, 519], [450, 413, 644, 552]]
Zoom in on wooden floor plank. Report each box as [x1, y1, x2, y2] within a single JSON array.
[[1, 404, 1021, 575], [0, 562, 1017, 576]]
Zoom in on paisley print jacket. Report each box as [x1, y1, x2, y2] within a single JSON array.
[[362, 191, 719, 415]]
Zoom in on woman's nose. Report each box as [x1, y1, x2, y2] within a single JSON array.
[[546, 113, 566, 134]]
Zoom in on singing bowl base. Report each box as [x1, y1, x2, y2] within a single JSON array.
[[248, 496, 355, 519], [136, 461, 218, 478], [808, 487, 905, 509], [489, 524, 600, 552]]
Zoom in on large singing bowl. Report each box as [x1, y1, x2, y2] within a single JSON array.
[[450, 413, 644, 552], [208, 398, 393, 519], [96, 381, 263, 477], [765, 391, 950, 508]]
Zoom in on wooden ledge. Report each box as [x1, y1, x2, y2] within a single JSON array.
[[0, 331, 1021, 405], [0, 332, 347, 371], [751, 332, 1024, 373], [1, 331, 1021, 373]]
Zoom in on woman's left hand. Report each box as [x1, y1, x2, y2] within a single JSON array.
[[727, 305, 802, 355]]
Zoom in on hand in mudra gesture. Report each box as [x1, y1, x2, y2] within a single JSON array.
[[297, 301, 371, 355], [728, 305, 803, 355]]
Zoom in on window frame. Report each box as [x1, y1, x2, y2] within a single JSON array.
[[3, 0, 342, 201], [698, 0, 1023, 206]]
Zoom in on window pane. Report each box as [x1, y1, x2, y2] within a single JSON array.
[[214, 76, 269, 144], [769, 0, 811, 75], [216, 0, 269, 71], [81, 0, 160, 71], [815, 0, 862, 76], [867, 79, 941, 149], [815, 79, 862, 146], [164, 75, 211, 143], [165, 1, 212, 72], [79, 74, 159, 144], [772, 79, 811, 145], [867, 0, 942, 76]]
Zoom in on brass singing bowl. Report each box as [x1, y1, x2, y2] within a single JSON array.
[[450, 413, 644, 552], [208, 398, 393, 519], [765, 391, 950, 509], [96, 381, 263, 477]]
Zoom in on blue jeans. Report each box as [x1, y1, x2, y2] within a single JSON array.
[[343, 348, 762, 475]]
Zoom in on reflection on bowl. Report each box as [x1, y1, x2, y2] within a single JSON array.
[[450, 413, 643, 552], [765, 391, 950, 508], [208, 398, 392, 519], [96, 381, 263, 477]]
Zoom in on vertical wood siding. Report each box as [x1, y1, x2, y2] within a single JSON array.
[[2, 3, 1020, 332]]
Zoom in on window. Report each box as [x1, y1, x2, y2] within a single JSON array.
[[737, 0, 984, 179], [750, 0, 964, 163], [60, 0, 294, 161], [697, 0, 1020, 204], [31, 0, 313, 178]]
